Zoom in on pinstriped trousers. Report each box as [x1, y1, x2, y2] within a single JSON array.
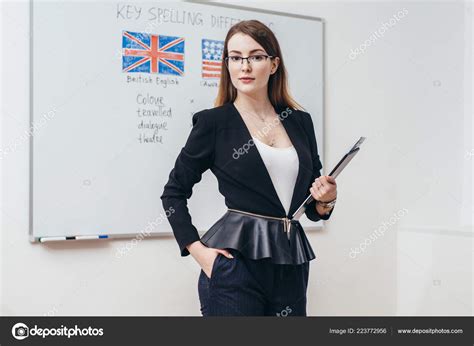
[[197, 248, 310, 316]]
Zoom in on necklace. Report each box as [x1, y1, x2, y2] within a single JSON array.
[[250, 116, 276, 147], [235, 103, 278, 147]]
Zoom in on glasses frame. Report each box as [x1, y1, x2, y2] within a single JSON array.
[[224, 54, 276, 67]]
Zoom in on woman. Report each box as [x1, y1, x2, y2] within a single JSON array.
[[161, 20, 337, 316]]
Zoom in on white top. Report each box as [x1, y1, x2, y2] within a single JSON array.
[[252, 136, 299, 215]]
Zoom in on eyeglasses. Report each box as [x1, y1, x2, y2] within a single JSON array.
[[225, 54, 275, 66]]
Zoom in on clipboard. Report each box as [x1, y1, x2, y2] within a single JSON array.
[[291, 136, 366, 220]]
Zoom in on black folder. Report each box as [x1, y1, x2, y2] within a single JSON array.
[[292, 137, 366, 220]]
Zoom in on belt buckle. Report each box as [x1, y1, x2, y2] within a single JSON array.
[[283, 217, 292, 240]]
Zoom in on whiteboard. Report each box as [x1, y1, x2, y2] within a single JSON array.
[[30, 1, 325, 241]]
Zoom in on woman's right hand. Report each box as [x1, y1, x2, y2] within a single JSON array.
[[186, 241, 234, 279]]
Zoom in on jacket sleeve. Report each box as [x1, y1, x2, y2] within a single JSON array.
[[300, 111, 335, 222], [160, 109, 215, 257]]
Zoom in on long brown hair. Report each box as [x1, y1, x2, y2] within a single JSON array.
[[214, 20, 304, 111]]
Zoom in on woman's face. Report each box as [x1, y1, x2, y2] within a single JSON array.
[[226, 33, 280, 97]]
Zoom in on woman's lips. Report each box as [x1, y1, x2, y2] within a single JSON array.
[[239, 77, 255, 83]]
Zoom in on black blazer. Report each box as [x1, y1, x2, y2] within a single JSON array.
[[161, 102, 333, 256]]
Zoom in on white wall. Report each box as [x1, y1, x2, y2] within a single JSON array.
[[0, 0, 3, 316], [1, 0, 472, 316]]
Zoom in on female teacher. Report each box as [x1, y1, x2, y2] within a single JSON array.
[[161, 20, 337, 316]]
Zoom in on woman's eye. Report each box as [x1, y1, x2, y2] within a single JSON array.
[[251, 55, 264, 61], [229, 56, 241, 62]]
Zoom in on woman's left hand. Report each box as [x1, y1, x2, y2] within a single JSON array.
[[309, 175, 337, 202]]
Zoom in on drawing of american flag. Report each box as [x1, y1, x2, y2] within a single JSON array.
[[201, 39, 223, 79], [122, 31, 185, 76]]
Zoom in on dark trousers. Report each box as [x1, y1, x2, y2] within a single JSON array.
[[198, 248, 310, 316]]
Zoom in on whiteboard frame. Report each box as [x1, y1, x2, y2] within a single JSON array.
[[29, 0, 326, 242]]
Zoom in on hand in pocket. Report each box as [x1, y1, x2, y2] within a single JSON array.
[[199, 247, 234, 279]]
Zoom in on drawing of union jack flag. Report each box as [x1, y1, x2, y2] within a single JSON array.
[[122, 31, 185, 76], [201, 39, 223, 79]]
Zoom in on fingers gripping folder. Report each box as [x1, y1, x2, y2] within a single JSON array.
[[292, 137, 366, 221]]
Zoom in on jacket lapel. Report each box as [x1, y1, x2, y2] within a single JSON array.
[[279, 107, 313, 217], [230, 102, 313, 218]]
